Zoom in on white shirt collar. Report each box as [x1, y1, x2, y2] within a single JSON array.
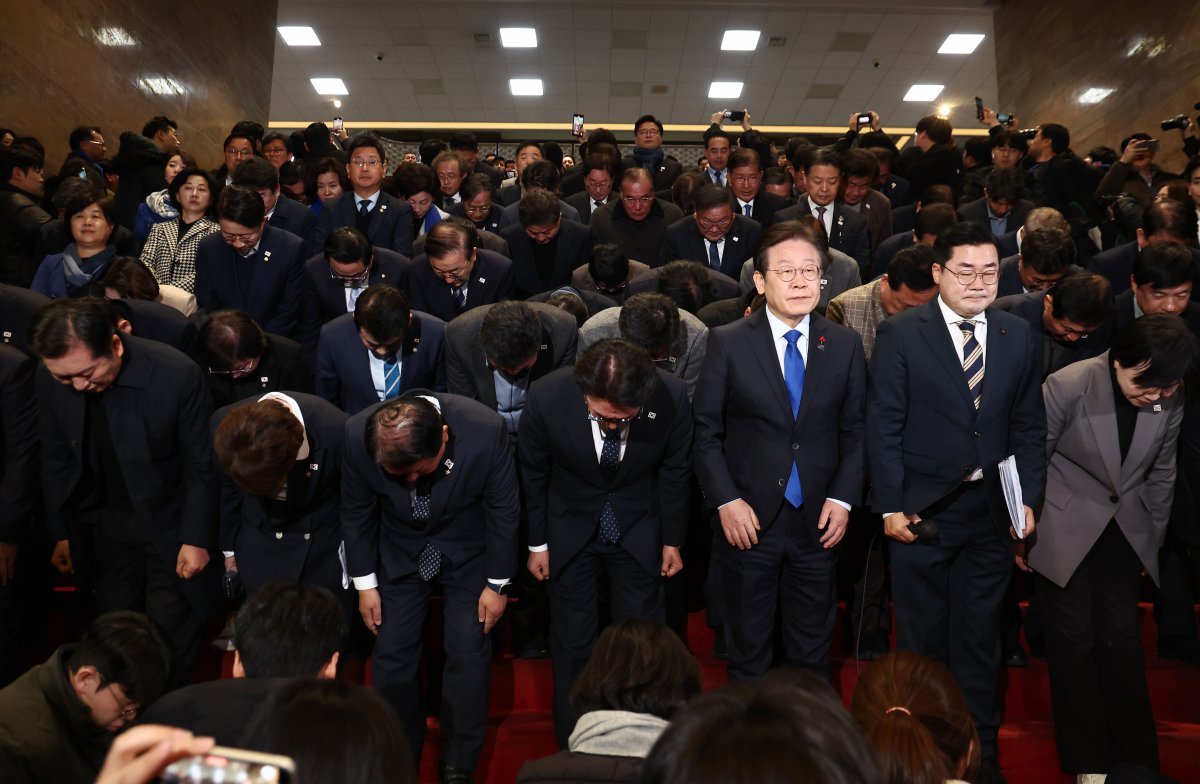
[[764, 305, 810, 340], [937, 295, 987, 327]]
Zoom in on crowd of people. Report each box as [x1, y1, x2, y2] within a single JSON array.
[[0, 101, 1199, 784]]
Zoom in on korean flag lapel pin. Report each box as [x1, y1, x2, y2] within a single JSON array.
[[478, 276, 486, 284], [1153, 404, 1162, 413], [378, 204, 388, 214], [836, 214, 844, 228], [306, 462, 318, 477], [443, 458, 455, 476], [262, 249, 272, 263], [646, 410, 657, 420]]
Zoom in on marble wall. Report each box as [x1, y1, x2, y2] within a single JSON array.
[[0, 0, 278, 175], [994, 0, 1200, 173]]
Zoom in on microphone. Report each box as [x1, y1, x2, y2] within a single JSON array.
[[907, 519, 939, 540]]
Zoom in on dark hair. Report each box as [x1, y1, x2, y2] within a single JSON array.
[[984, 167, 1021, 203], [480, 301, 543, 368], [214, 400, 305, 496], [303, 122, 331, 151], [541, 141, 565, 171], [518, 188, 561, 228], [671, 171, 707, 216], [581, 153, 617, 180], [448, 131, 479, 152], [141, 116, 177, 139], [737, 130, 773, 172], [325, 227, 372, 266], [762, 167, 790, 186], [230, 121, 265, 147], [570, 618, 700, 719], [101, 257, 160, 301], [693, 184, 734, 214], [918, 184, 954, 206], [513, 140, 543, 160], [52, 179, 101, 216], [243, 679, 415, 784], [1183, 157, 1200, 183], [753, 219, 830, 275], [581, 128, 617, 154], [635, 114, 664, 135], [366, 397, 444, 470], [1, 144, 43, 178], [1143, 199, 1197, 242], [963, 136, 992, 167], [64, 196, 117, 228], [424, 219, 477, 261], [1132, 242, 1196, 290], [217, 184, 266, 227], [232, 157, 279, 191], [657, 260, 717, 315], [546, 290, 589, 327], [262, 132, 288, 149], [703, 126, 732, 147], [1048, 271, 1112, 327], [167, 168, 217, 218], [804, 147, 843, 175], [68, 125, 101, 150], [589, 244, 630, 288], [728, 147, 761, 173], [913, 203, 959, 239], [931, 222, 997, 266], [346, 133, 387, 163], [279, 160, 305, 192], [1038, 123, 1071, 155], [222, 133, 255, 155], [643, 670, 885, 784], [886, 245, 937, 292], [619, 292, 681, 357], [307, 157, 350, 200], [418, 138, 448, 166], [393, 161, 438, 200], [521, 159, 562, 192], [66, 611, 171, 707], [915, 115, 953, 145], [28, 297, 118, 360], [850, 651, 979, 784], [353, 286, 410, 343], [1111, 313, 1200, 389], [1020, 228, 1076, 275], [992, 130, 1029, 154], [197, 309, 268, 370], [842, 149, 879, 180], [460, 172, 496, 202], [233, 581, 347, 678]]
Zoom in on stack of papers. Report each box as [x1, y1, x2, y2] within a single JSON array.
[[999, 455, 1025, 539]]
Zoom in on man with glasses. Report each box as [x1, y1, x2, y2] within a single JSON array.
[[694, 220, 866, 684], [519, 338, 691, 747], [448, 174, 502, 235], [406, 220, 514, 323], [997, 227, 1079, 297], [0, 611, 170, 782], [261, 133, 292, 170], [726, 148, 790, 227], [59, 125, 107, 194], [303, 227, 409, 325], [589, 168, 683, 269], [501, 189, 592, 299], [622, 114, 682, 192], [215, 132, 255, 189], [196, 309, 313, 410], [316, 285, 446, 415], [867, 222, 1045, 776], [433, 151, 470, 211], [563, 155, 618, 227], [662, 184, 760, 280], [313, 133, 415, 257]]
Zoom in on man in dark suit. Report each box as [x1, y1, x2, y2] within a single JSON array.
[[312, 134, 415, 257], [316, 286, 446, 415], [343, 394, 519, 780], [31, 299, 218, 681], [995, 272, 1114, 380], [773, 149, 871, 278], [0, 282, 50, 353], [211, 393, 349, 600], [500, 190, 592, 299], [840, 149, 894, 255], [232, 158, 317, 254], [727, 148, 790, 226], [996, 227, 1079, 297], [110, 298, 198, 357], [958, 167, 1034, 240], [1113, 241, 1200, 334], [1088, 199, 1199, 296], [867, 222, 1046, 770], [623, 114, 682, 193], [195, 309, 313, 410], [447, 174, 503, 235], [589, 168, 684, 267], [693, 220, 867, 682], [869, 203, 959, 281], [700, 121, 733, 186], [661, 184, 760, 280], [520, 339, 692, 746], [449, 131, 504, 190], [405, 221, 514, 323], [0, 343, 37, 684], [562, 155, 618, 227], [194, 185, 308, 342], [303, 227, 409, 325], [495, 161, 583, 232], [896, 115, 964, 199], [570, 244, 647, 304]]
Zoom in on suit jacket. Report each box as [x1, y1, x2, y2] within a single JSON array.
[[660, 214, 760, 280], [36, 335, 217, 610], [0, 282, 49, 354], [588, 199, 684, 268], [563, 190, 618, 227], [446, 202, 503, 235], [205, 333, 314, 411], [498, 182, 523, 208], [881, 174, 913, 208], [444, 302, 578, 411], [867, 298, 1047, 526], [525, 287, 617, 318], [958, 197, 1034, 238], [139, 677, 290, 749], [519, 368, 692, 576], [825, 279, 887, 362], [629, 263, 740, 302], [0, 344, 37, 542], [620, 154, 683, 193], [269, 195, 318, 254], [743, 191, 791, 227], [194, 225, 307, 340], [111, 298, 198, 357], [341, 392, 520, 584], [313, 191, 415, 257], [497, 198, 582, 233], [301, 246, 409, 325], [994, 290, 1112, 379], [851, 189, 894, 253], [570, 260, 649, 304], [871, 231, 915, 280], [315, 310, 447, 414], [578, 306, 708, 400], [891, 203, 917, 236], [1112, 288, 1200, 336], [405, 248, 514, 323], [1030, 354, 1182, 586], [500, 220, 592, 298], [693, 308, 867, 528], [996, 256, 1025, 298], [773, 198, 871, 277], [897, 143, 963, 199], [1085, 242, 1200, 298]]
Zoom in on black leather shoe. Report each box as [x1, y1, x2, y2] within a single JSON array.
[[1158, 635, 1200, 665], [515, 632, 551, 660], [441, 765, 475, 784], [1003, 644, 1028, 668]]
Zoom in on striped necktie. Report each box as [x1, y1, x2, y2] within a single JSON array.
[[383, 355, 400, 399], [959, 321, 983, 409]]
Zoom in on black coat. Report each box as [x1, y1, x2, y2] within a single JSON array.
[[139, 677, 291, 749], [500, 220, 592, 298], [0, 186, 52, 287], [0, 283, 49, 354], [0, 345, 37, 542], [204, 333, 314, 410], [313, 191, 415, 257], [111, 132, 167, 230], [660, 214, 760, 280]]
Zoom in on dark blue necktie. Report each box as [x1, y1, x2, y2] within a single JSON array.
[[783, 329, 805, 507], [707, 240, 721, 270], [598, 428, 621, 543], [383, 356, 400, 400], [743, 202, 752, 217], [452, 285, 466, 311], [413, 491, 441, 581], [357, 199, 371, 232]]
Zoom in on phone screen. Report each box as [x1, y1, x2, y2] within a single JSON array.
[[332, 116, 344, 132], [160, 749, 295, 784], [975, 97, 984, 121], [1144, 139, 1160, 152], [857, 113, 872, 128], [724, 110, 746, 123], [571, 113, 584, 136]]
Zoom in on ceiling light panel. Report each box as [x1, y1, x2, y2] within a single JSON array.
[[721, 30, 760, 51], [937, 34, 984, 54], [903, 84, 944, 102], [310, 78, 348, 95], [510, 78, 544, 96], [709, 81, 744, 99], [500, 28, 538, 48], [278, 26, 321, 46]]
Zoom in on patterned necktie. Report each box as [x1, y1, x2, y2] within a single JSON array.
[[959, 321, 984, 409], [593, 199, 605, 211], [708, 240, 721, 270], [383, 355, 400, 400], [412, 491, 441, 580], [743, 202, 753, 217], [816, 205, 827, 225], [598, 428, 621, 542], [451, 285, 466, 311], [714, 170, 724, 186], [356, 199, 371, 232], [783, 329, 805, 508]]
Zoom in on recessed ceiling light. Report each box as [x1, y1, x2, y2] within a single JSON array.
[[310, 78, 348, 95], [903, 84, 944, 102], [510, 78, 544, 96], [1078, 87, 1115, 105], [138, 77, 185, 96], [95, 27, 136, 46], [333, 99, 342, 109], [937, 34, 984, 54], [709, 81, 744, 100], [937, 103, 953, 118], [721, 30, 760, 51], [278, 26, 321, 46], [500, 28, 537, 48]]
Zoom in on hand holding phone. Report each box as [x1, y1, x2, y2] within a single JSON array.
[[571, 113, 584, 137], [332, 116, 343, 132], [975, 97, 985, 121], [856, 113, 872, 129], [159, 747, 295, 783]]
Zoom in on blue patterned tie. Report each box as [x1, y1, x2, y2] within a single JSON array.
[[598, 428, 621, 543], [451, 285, 466, 311], [959, 321, 984, 409], [383, 356, 400, 399], [708, 240, 721, 270], [413, 491, 441, 581], [743, 203, 752, 217], [783, 329, 805, 508]]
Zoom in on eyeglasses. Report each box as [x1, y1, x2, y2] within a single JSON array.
[[220, 229, 259, 245], [263, 147, 288, 157], [621, 195, 654, 206], [103, 682, 139, 721], [636, 128, 662, 138], [82, 139, 107, 149], [351, 158, 382, 169], [731, 173, 760, 185], [942, 266, 999, 286], [208, 359, 257, 376], [587, 406, 641, 426], [697, 215, 733, 230], [764, 265, 821, 282], [330, 266, 370, 286], [436, 172, 462, 183], [1024, 274, 1062, 291], [225, 148, 254, 158]]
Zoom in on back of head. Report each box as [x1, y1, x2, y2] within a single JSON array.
[[214, 400, 305, 497], [1132, 241, 1196, 289], [1020, 228, 1076, 275], [916, 115, 953, 145], [521, 159, 562, 192], [419, 138, 447, 166], [656, 259, 717, 314], [324, 227, 372, 265], [843, 149, 879, 181], [643, 670, 884, 784], [367, 396, 444, 471], [849, 651, 979, 784], [231, 121, 265, 149], [480, 301, 542, 367], [569, 617, 699, 719], [448, 131, 478, 153], [1049, 271, 1112, 327], [619, 292, 681, 357], [918, 184, 954, 207], [244, 678, 414, 784], [28, 297, 119, 361], [886, 245, 937, 293], [573, 339, 660, 411], [101, 257, 161, 301], [546, 290, 588, 327], [67, 611, 171, 707], [1143, 199, 1197, 243], [233, 582, 347, 678], [218, 184, 266, 227], [424, 218, 476, 262], [52, 177, 102, 216], [1040, 123, 1071, 155], [1024, 206, 1069, 234], [518, 188, 561, 228], [197, 309, 267, 371], [393, 162, 437, 200], [460, 172, 495, 202], [913, 203, 959, 240], [1111, 313, 1200, 390], [353, 285, 411, 344], [232, 157, 279, 191], [671, 171, 707, 215], [588, 243, 630, 288], [984, 167, 1021, 203]]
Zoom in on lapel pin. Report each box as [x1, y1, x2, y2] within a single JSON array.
[[837, 215, 844, 227], [999, 327, 1007, 335], [817, 335, 826, 350], [647, 411, 657, 420], [541, 343, 548, 350], [262, 250, 272, 262], [2, 331, 10, 341], [1153, 404, 1162, 412], [478, 277, 486, 284], [260, 376, 269, 384], [444, 458, 454, 473], [732, 236, 739, 242], [379, 204, 388, 213], [309, 463, 319, 471]]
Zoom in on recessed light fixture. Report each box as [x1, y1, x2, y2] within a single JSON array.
[[709, 81, 744, 99], [500, 28, 538, 48], [509, 78, 544, 96], [95, 27, 136, 46], [937, 34, 984, 54], [1078, 87, 1115, 105], [278, 26, 321, 46], [310, 78, 348, 95], [721, 30, 760, 51], [333, 99, 342, 109], [936, 103, 952, 118], [138, 77, 185, 96], [903, 84, 944, 102]]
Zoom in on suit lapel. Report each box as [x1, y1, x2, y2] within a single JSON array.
[[245, 227, 276, 316], [1121, 399, 1168, 487], [796, 316, 828, 427], [747, 310, 793, 421], [1081, 367, 1123, 491], [917, 302, 975, 409]]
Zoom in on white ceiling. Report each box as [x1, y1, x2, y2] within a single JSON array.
[[270, 1, 998, 132]]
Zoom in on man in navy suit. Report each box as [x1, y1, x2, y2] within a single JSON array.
[[495, 161, 582, 232], [303, 227, 408, 325], [406, 220, 514, 323], [773, 149, 871, 278], [194, 185, 307, 342], [958, 167, 1034, 240], [693, 220, 867, 682], [447, 174, 503, 235], [232, 158, 317, 254], [727, 149, 790, 226], [1088, 199, 1199, 296], [996, 228, 1079, 297], [343, 394, 519, 780], [500, 190, 592, 298], [312, 134, 415, 257], [661, 184, 760, 280], [994, 271, 1114, 380], [867, 222, 1046, 770], [316, 285, 446, 415]]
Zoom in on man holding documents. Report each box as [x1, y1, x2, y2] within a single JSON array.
[[867, 222, 1046, 775], [1027, 314, 1196, 780]]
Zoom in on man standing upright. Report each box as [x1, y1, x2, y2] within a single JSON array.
[[313, 134, 415, 256]]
